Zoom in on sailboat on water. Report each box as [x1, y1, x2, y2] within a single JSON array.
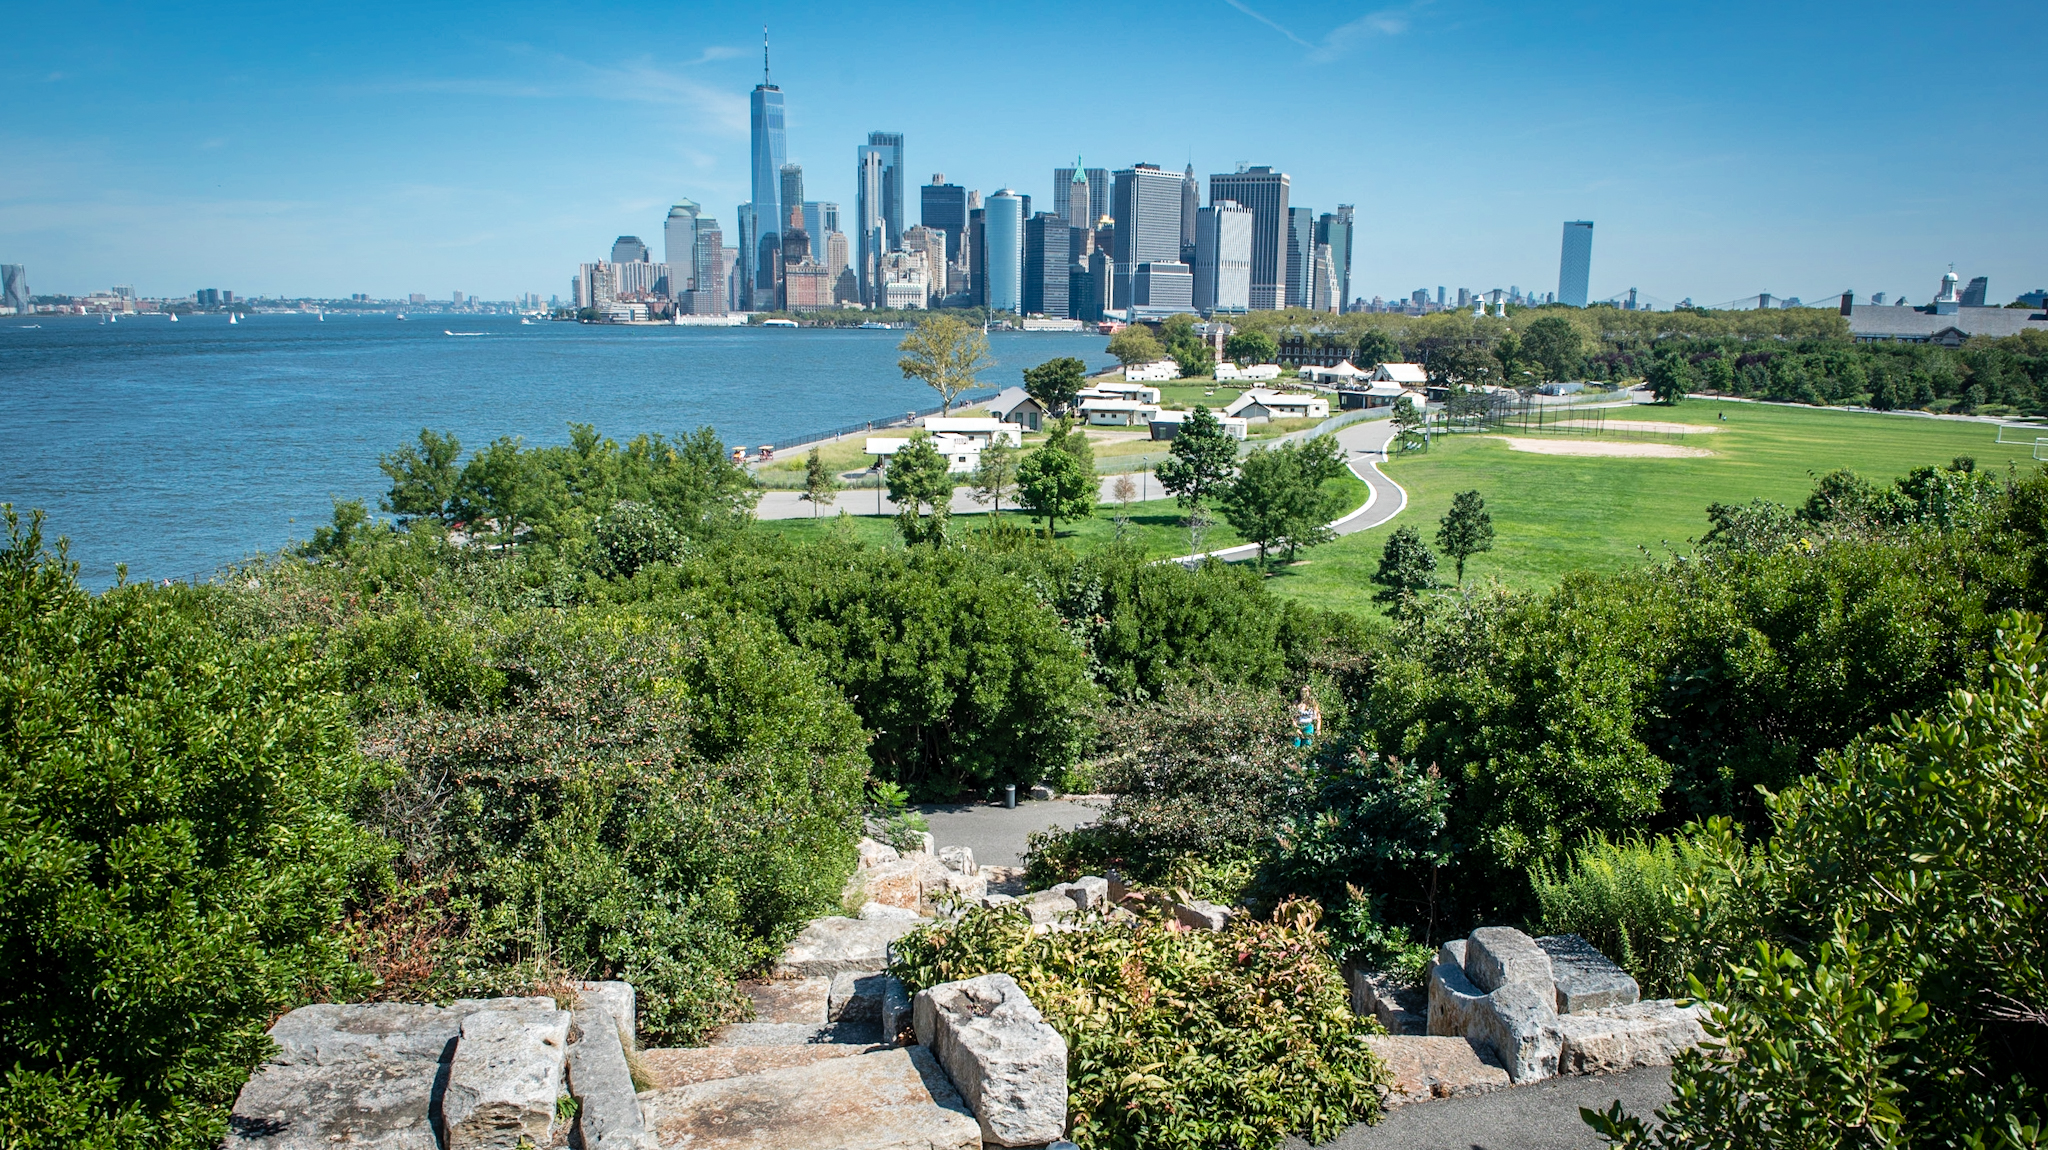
[[229, 312, 238, 325], [169, 313, 178, 322]]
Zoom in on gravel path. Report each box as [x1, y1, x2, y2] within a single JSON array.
[[1289, 1067, 1670, 1150]]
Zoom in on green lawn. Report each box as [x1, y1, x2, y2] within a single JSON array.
[[1261, 399, 2043, 616], [758, 473, 1370, 561]]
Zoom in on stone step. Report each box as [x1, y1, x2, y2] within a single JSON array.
[[707, 1020, 882, 1047], [740, 977, 830, 1024], [772, 916, 923, 979], [1366, 1035, 1511, 1108], [642, 1045, 981, 1150], [636, 1044, 887, 1090]]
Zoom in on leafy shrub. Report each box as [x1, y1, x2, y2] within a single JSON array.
[[1262, 751, 1453, 940], [891, 900, 1385, 1150], [0, 511, 388, 1149], [1530, 833, 1710, 996], [591, 499, 690, 578]]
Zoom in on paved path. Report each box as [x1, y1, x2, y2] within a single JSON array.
[[1290, 1067, 1670, 1150], [1166, 415, 1407, 564], [915, 798, 1106, 868]]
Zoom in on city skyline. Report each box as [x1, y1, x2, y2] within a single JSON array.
[[3, 2, 2043, 304]]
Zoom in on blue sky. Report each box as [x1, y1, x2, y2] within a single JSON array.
[[4, 1, 2043, 307]]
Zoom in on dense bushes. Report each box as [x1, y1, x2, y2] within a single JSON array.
[[892, 900, 1383, 1150], [0, 512, 386, 1149]]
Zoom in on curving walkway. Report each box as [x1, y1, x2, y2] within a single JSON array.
[[1163, 415, 1408, 565]]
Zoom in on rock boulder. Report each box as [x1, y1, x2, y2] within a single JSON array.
[[912, 974, 1069, 1147], [1536, 934, 1642, 1014], [441, 1005, 572, 1150]]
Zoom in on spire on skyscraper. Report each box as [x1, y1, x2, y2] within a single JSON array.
[[763, 27, 771, 87]]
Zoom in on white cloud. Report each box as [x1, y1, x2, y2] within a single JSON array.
[[1220, 0, 1314, 48], [1308, 2, 1431, 63]]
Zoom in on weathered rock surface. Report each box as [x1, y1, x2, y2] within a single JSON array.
[[1350, 969, 1426, 1035], [1064, 875, 1109, 911], [938, 845, 977, 875], [1027, 783, 1057, 801], [1464, 980, 1561, 1084], [708, 1020, 881, 1047], [1553, 1000, 1707, 1075], [830, 971, 889, 1023], [857, 837, 901, 869], [1104, 870, 1130, 904], [570, 981, 638, 1048], [635, 1043, 883, 1089], [1537, 934, 1642, 1014], [774, 916, 923, 978], [1021, 888, 1078, 926], [441, 1005, 572, 1150], [978, 892, 1018, 909], [857, 856, 952, 915], [1427, 955, 1491, 1042], [1173, 900, 1237, 931], [1364, 1035, 1511, 1107], [1465, 927, 1556, 995], [936, 868, 988, 906], [567, 1007, 656, 1150], [643, 1045, 981, 1150], [743, 977, 830, 1024], [880, 976, 914, 1047], [912, 973, 1068, 1147], [859, 900, 926, 923]]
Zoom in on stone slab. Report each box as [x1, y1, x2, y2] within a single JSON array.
[[708, 1020, 882, 1047], [860, 900, 927, 922], [1351, 969, 1427, 1035], [1536, 934, 1642, 1015], [774, 916, 925, 978], [567, 1007, 656, 1150], [1173, 900, 1236, 931], [938, 845, 977, 875], [643, 1045, 981, 1150], [880, 976, 914, 1047], [743, 977, 830, 1025], [1021, 888, 1078, 926], [441, 1005, 572, 1150], [570, 981, 638, 1049], [1465, 981, 1561, 1084], [1064, 876, 1109, 911], [634, 1043, 884, 1090], [1364, 1035, 1511, 1107], [857, 837, 901, 869], [830, 971, 889, 1023], [1427, 956, 1490, 1040], [1554, 1000, 1708, 1076], [912, 973, 1068, 1147], [1465, 927, 1556, 995]]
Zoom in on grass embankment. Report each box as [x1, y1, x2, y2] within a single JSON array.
[[1264, 399, 2045, 615]]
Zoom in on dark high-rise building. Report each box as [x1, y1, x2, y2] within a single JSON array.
[[1023, 212, 1071, 318], [1558, 221, 1594, 307], [968, 208, 988, 308], [1961, 276, 1990, 307], [1180, 164, 1200, 264], [1206, 166, 1290, 310], [0, 264, 28, 313], [1316, 206, 1354, 311], [1111, 164, 1185, 309], [921, 176, 968, 266], [1285, 207, 1314, 308], [612, 236, 650, 265], [746, 35, 787, 310], [856, 132, 905, 306], [1056, 162, 1091, 235], [779, 165, 804, 229]]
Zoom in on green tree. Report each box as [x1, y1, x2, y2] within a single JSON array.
[[1108, 325, 1166, 367], [1225, 329, 1279, 366], [971, 438, 1018, 513], [1043, 415, 1096, 475], [300, 497, 377, 558], [1354, 329, 1400, 370], [1016, 445, 1095, 536], [645, 426, 761, 541], [886, 435, 955, 545], [898, 314, 993, 414], [0, 509, 386, 1148], [1645, 351, 1694, 404], [1696, 354, 1735, 395], [1519, 315, 1585, 382], [1391, 395, 1426, 451], [1022, 356, 1087, 416], [378, 428, 463, 522], [1156, 406, 1237, 513], [1171, 340, 1216, 380], [1218, 437, 1349, 566], [1435, 489, 1495, 584], [1370, 525, 1439, 617], [591, 499, 688, 577], [453, 436, 563, 549], [1427, 344, 1499, 387], [800, 446, 839, 517]]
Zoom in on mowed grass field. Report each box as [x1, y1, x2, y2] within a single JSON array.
[[1263, 399, 2047, 615]]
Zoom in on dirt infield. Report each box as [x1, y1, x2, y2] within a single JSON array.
[[1551, 419, 1719, 435], [1494, 437, 1715, 458]]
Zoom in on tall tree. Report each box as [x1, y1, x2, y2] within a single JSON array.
[[1157, 405, 1238, 552], [1519, 315, 1585, 382], [1043, 416, 1096, 476], [1645, 350, 1694, 404], [1391, 395, 1427, 451], [1354, 329, 1400, 369], [1218, 436, 1349, 566], [1107, 326, 1166, 367], [1016, 445, 1095, 537], [1370, 525, 1439, 618], [1022, 356, 1087, 416], [971, 438, 1018, 513], [379, 428, 464, 522], [1435, 489, 1495, 584], [1224, 329, 1278, 366], [453, 436, 562, 549], [800, 446, 839, 517], [886, 435, 955, 545], [898, 314, 993, 414]]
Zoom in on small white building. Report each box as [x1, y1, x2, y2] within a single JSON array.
[[986, 386, 1047, 432], [865, 433, 983, 474], [1148, 409, 1249, 441], [1078, 397, 1164, 427], [920, 416, 1023, 447], [1090, 381, 1163, 404], [1223, 389, 1329, 423], [1215, 362, 1282, 382], [1299, 360, 1369, 385], [1123, 361, 1179, 382]]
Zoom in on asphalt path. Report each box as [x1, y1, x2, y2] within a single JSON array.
[[915, 797, 1107, 868], [1291, 1067, 1671, 1150]]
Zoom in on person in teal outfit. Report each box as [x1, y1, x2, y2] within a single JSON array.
[[1292, 684, 1320, 747]]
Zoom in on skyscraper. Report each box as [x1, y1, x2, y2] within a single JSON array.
[[687, 216, 726, 315], [902, 225, 948, 300], [1284, 208, 1314, 309], [1207, 166, 1290, 310], [1312, 243, 1338, 313], [0, 265, 28, 313], [1961, 276, 1989, 307], [779, 165, 804, 230], [1558, 221, 1593, 307], [664, 201, 700, 270], [1111, 164, 1185, 309], [747, 34, 787, 311], [1316, 206, 1354, 311], [1195, 201, 1253, 316], [1054, 161, 1090, 232], [803, 202, 838, 252], [612, 236, 650, 265], [968, 208, 987, 308], [856, 133, 905, 306], [1023, 212, 1070, 318], [1180, 164, 1200, 264], [921, 176, 968, 267], [985, 191, 1024, 314]]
